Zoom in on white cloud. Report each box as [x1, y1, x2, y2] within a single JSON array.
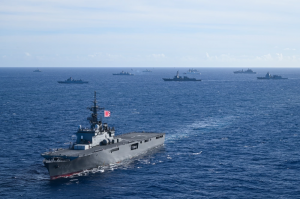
[[276, 53, 283, 61], [204, 53, 300, 63], [149, 54, 165, 58], [88, 52, 102, 58], [1, 0, 298, 33], [284, 48, 296, 51], [87, 52, 123, 60], [205, 53, 236, 61], [1, 1, 300, 67], [180, 56, 197, 61], [256, 54, 273, 61], [105, 53, 124, 60]]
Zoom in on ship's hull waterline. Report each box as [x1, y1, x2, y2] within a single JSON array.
[[163, 78, 201, 81], [57, 82, 88, 84], [44, 133, 165, 179]]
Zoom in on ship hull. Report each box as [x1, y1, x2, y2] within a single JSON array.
[[112, 74, 134, 76], [57, 81, 88, 84], [44, 135, 165, 179], [163, 78, 201, 81], [234, 72, 256, 74], [257, 77, 288, 80]]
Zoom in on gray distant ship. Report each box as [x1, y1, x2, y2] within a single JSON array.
[[257, 72, 288, 80], [113, 71, 134, 76], [185, 68, 200, 74], [163, 71, 201, 81], [33, 69, 41, 72], [58, 77, 88, 84], [234, 69, 256, 74], [142, 69, 152, 72], [41, 92, 165, 179]]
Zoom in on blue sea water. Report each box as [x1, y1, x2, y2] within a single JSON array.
[[0, 67, 300, 198]]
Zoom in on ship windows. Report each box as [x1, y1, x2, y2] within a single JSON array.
[[156, 135, 163, 139], [111, 148, 119, 153], [145, 139, 149, 142], [131, 143, 138, 150]]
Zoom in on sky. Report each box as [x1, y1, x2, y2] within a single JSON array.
[[1, 0, 300, 68]]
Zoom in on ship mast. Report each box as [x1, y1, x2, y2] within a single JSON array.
[[87, 91, 104, 127]]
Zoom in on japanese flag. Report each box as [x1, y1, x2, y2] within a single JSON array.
[[104, 110, 110, 117]]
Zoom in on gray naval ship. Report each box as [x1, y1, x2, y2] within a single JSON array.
[[257, 72, 288, 80], [234, 69, 256, 74], [113, 71, 134, 76], [142, 69, 152, 72], [185, 68, 201, 74], [41, 92, 165, 179], [163, 71, 201, 81], [58, 77, 88, 84]]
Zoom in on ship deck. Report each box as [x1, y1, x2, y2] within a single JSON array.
[[42, 132, 164, 158]]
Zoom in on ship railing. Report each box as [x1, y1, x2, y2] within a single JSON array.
[[44, 158, 70, 163]]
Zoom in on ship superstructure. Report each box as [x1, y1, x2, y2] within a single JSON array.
[[186, 68, 200, 74], [41, 92, 165, 179], [113, 71, 134, 75], [142, 69, 152, 72], [58, 77, 88, 84], [234, 69, 256, 74], [257, 72, 288, 80], [163, 71, 201, 81]]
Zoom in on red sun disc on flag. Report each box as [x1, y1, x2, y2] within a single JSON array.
[[104, 110, 110, 117]]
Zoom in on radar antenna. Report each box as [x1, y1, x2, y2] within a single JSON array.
[[87, 91, 104, 126]]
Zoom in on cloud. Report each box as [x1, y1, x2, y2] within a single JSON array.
[[2, 1, 300, 67], [180, 56, 197, 61], [205, 53, 300, 62], [256, 53, 272, 61], [152, 54, 165, 58], [87, 52, 124, 60], [206, 53, 236, 61], [284, 48, 296, 51], [88, 52, 102, 58], [1, 0, 298, 34], [148, 54, 165, 59], [276, 53, 283, 61]]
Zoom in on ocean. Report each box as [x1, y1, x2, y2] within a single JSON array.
[[0, 67, 300, 198]]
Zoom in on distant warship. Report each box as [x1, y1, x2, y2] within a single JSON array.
[[33, 69, 41, 72], [41, 92, 165, 179], [163, 71, 201, 81], [142, 69, 152, 72], [58, 77, 88, 84], [113, 71, 134, 76], [257, 72, 288, 80], [185, 68, 200, 74], [234, 69, 256, 74]]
